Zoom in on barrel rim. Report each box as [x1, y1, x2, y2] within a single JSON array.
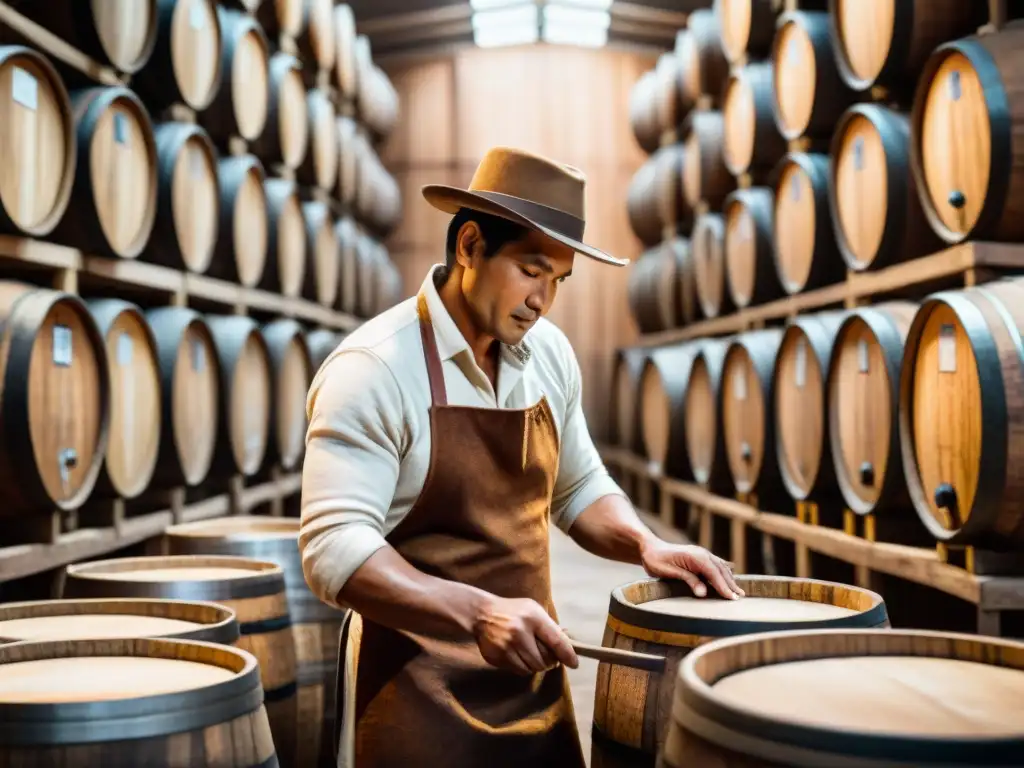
[[608, 575, 888, 637], [909, 37, 1011, 245], [0, 637, 263, 746], [827, 0, 911, 92], [769, 151, 829, 295], [675, 627, 1024, 765], [896, 292, 1008, 543]]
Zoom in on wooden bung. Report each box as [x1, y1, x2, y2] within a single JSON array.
[[829, 104, 942, 272], [261, 320, 313, 471], [208, 154, 269, 288], [627, 238, 697, 335], [627, 144, 688, 247], [683, 338, 734, 494], [251, 52, 309, 172], [663, 629, 1024, 767], [144, 307, 218, 489], [86, 300, 161, 501], [612, 347, 649, 453], [629, 70, 662, 155], [296, 89, 339, 192], [164, 516, 348, 768], [61, 556, 296, 768], [0, 283, 109, 514], [261, 178, 307, 299], [682, 110, 734, 209], [0, 598, 238, 646], [827, 302, 918, 517], [910, 27, 1024, 244], [772, 152, 844, 295], [592, 575, 888, 760], [723, 187, 782, 309], [773, 311, 847, 503], [306, 328, 343, 373], [0, 46, 76, 238], [638, 343, 701, 480], [334, 4, 359, 101], [898, 279, 1024, 548], [50, 86, 158, 261], [715, 0, 776, 65], [132, 0, 223, 113], [675, 10, 729, 107], [0, 636, 276, 767], [256, 0, 304, 38], [771, 11, 856, 141], [722, 62, 786, 177], [692, 212, 733, 319]]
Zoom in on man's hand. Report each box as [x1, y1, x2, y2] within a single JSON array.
[[640, 540, 745, 600], [473, 595, 579, 675]]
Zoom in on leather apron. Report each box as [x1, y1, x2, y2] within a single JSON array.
[[333, 292, 586, 768]]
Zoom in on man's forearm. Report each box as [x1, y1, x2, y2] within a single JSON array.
[[565, 493, 660, 564]]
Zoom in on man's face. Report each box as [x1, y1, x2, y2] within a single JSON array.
[[456, 224, 575, 346]]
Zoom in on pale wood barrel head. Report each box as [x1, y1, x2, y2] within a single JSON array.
[[171, 131, 219, 273], [229, 330, 271, 475], [233, 161, 269, 287], [334, 4, 359, 98], [833, 0, 894, 88], [231, 24, 270, 141], [615, 355, 640, 448], [833, 112, 888, 268], [277, 335, 312, 466], [91, 0, 157, 74], [772, 17, 816, 139], [722, 344, 764, 493], [640, 359, 671, 467], [273, 182, 307, 298], [775, 325, 823, 498], [723, 197, 756, 307], [308, 0, 337, 70], [773, 159, 816, 293], [171, 0, 222, 111], [278, 60, 309, 170], [309, 90, 339, 191], [722, 73, 754, 176], [172, 320, 218, 485], [716, 0, 752, 64], [693, 213, 725, 318], [684, 355, 716, 484]]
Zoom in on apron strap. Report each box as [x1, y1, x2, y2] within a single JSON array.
[[416, 292, 448, 406]]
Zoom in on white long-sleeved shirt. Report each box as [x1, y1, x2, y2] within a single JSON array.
[[299, 263, 627, 609]]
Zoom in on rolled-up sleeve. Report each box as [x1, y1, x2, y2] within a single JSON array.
[[299, 348, 407, 609]]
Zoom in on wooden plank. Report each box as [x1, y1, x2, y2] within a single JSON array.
[[660, 478, 757, 523], [83, 257, 185, 294], [0, 236, 81, 270]]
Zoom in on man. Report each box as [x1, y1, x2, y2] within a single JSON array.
[[300, 147, 743, 768]]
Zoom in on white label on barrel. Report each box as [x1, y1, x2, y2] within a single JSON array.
[[858, 338, 869, 373], [786, 39, 800, 69], [52, 325, 72, 367], [114, 113, 129, 146], [795, 338, 807, 388], [190, 1, 206, 29], [790, 173, 801, 202], [12, 67, 37, 111], [939, 324, 957, 373], [191, 338, 205, 371], [733, 366, 747, 401], [117, 332, 133, 366], [853, 136, 865, 171], [949, 70, 961, 102]]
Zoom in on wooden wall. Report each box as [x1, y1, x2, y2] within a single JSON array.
[[380, 43, 658, 440]]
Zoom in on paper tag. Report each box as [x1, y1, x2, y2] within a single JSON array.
[[853, 136, 865, 171], [795, 338, 807, 388], [786, 40, 800, 69], [858, 338, 869, 373], [113, 112, 128, 146], [190, 1, 206, 29], [191, 338, 205, 371], [939, 324, 957, 373], [189, 146, 206, 178], [53, 325, 72, 367], [949, 69, 961, 102], [117, 332, 133, 366], [733, 365, 747, 401], [12, 66, 37, 111], [790, 172, 801, 202]]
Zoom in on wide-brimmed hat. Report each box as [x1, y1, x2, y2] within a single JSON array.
[[421, 146, 629, 267]]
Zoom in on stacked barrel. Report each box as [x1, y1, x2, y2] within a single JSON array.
[[615, 0, 1024, 558]]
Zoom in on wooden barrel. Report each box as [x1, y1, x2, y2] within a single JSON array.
[[682, 110, 733, 209], [355, 232, 381, 318], [723, 187, 782, 309], [910, 27, 1024, 245], [627, 239, 697, 334], [612, 347, 648, 451], [675, 10, 729, 107], [827, 302, 917, 516], [145, 307, 218, 488], [337, 115, 359, 206], [722, 328, 785, 497], [771, 11, 856, 140], [653, 51, 689, 138], [164, 516, 348, 768], [772, 153, 843, 295], [0, 598, 238, 645], [898, 279, 1024, 547], [208, 154, 269, 288], [593, 575, 888, 762], [261, 319, 313, 471], [0, 636, 277, 766], [297, 0, 336, 74], [337, 214, 359, 315], [683, 338, 734, 493], [0, 47, 76, 238], [773, 312, 847, 503], [257, 0, 304, 38], [50, 86, 158, 260], [86, 299, 161, 501], [360, 64, 400, 144], [132, 0, 223, 113], [829, 104, 942, 272], [198, 7, 269, 144], [355, 145, 402, 237], [262, 178, 307, 299], [148, 122, 219, 274], [627, 145, 688, 247], [692, 213, 733, 319], [715, 0, 776, 64], [296, 89, 339, 192], [629, 70, 662, 155], [306, 329, 343, 372], [638, 343, 700, 480], [302, 201, 340, 308], [830, 0, 984, 94], [722, 62, 786, 177], [206, 316, 271, 478], [0, 283, 109, 514], [334, 3, 359, 101], [62, 556, 297, 768], [251, 52, 308, 171], [662, 629, 1024, 768]]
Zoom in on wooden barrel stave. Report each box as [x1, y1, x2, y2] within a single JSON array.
[[675, 10, 730, 107], [296, 88, 339, 191], [251, 52, 309, 171], [261, 178, 307, 299], [683, 338, 735, 494], [715, 0, 776, 64], [638, 343, 701, 480], [261, 319, 313, 471], [723, 62, 786, 177], [723, 187, 782, 309], [208, 154, 269, 288], [683, 110, 734, 209]]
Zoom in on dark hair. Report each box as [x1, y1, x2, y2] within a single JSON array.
[[445, 208, 529, 270]]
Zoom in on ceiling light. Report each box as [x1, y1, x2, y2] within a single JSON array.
[[543, 4, 611, 28]]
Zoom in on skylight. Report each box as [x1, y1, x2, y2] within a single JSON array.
[[470, 0, 614, 48]]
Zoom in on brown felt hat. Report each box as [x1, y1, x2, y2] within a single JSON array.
[[422, 146, 629, 267]]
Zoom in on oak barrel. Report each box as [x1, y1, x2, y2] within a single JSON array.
[[638, 343, 700, 480], [722, 62, 786, 177], [682, 110, 733, 209], [50, 86, 158, 260], [0, 47, 75, 238], [627, 239, 697, 335], [773, 312, 846, 503], [86, 299, 161, 501], [262, 178, 307, 299], [355, 144, 402, 238], [722, 329, 784, 498], [772, 153, 843, 295], [715, 0, 776, 64], [910, 27, 1024, 244], [683, 338, 734, 494], [827, 302, 918, 517], [359, 64, 401, 144], [898, 279, 1024, 547], [306, 328, 343, 372], [296, 88, 339, 192], [0, 598, 238, 646], [251, 52, 309, 171], [145, 307, 218, 489], [0, 636, 277, 767], [652, 51, 689, 139], [829, 104, 941, 272], [302, 200, 341, 308], [131, 0, 223, 113], [627, 145, 688, 247], [0, 283, 109, 514], [612, 347, 649, 452], [723, 187, 782, 309], [208, 154, 269, 288], [62, 555, 298, 768], [257, 0, 304, 38], [629, 70, 662, 156], [334, 3, 359, 101], [165, 516, 348, 768], [206, 316, 272, 478], [675, 10, 729, 107], [261, 319, 313, 471], [771, 11, 856, 140], [692, 213, 733, 319], [297, 0, 336, 74], [662, 628, 1024, 767], [593, 575, 888, 762]]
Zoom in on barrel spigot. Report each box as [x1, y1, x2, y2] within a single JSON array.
[[948, 190, 966, 210], [740, 442, 752, 462], [859, 462, 874, 487], [934, 483, 961, 528]]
